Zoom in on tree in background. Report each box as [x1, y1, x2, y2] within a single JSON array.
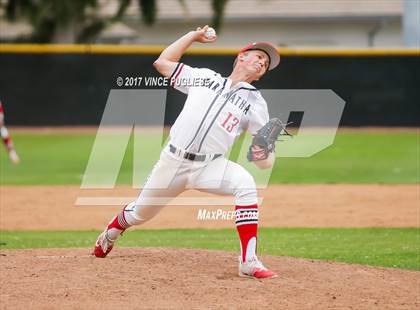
[[3, 0, 229, 43]]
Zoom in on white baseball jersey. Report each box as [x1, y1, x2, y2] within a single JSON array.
[[168, 63, 269, 155], [122, 62, 270, 225]]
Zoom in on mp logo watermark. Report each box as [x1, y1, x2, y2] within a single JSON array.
[[75, 88, 345, 207]]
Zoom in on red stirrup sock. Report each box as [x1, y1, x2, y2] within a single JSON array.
[[235, 204, 259, 262], [2, 135, 12, 149], [105, 205, 131, 240]]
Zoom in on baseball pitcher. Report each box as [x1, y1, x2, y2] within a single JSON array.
[[93, 26, 282, 279]]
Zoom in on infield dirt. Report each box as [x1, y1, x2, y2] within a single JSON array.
[[1, 184, 419, 230], [1, 184, 419, 309], [1, 248, 419, 310]]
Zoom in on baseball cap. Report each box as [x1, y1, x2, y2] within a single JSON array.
[[235, 42, 280, 71]]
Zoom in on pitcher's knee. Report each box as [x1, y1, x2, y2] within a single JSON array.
[[234, 172, 258, 206]]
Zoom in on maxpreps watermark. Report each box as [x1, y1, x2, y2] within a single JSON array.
[[116, 76, 211, 87], [197, 208, 259, 221], [197, 209, 236, 221]]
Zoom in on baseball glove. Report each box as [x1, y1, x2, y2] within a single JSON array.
[[247, 118, 291, 161]]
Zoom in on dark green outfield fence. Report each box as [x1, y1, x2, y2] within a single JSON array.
[[0, 45, 419, 126]]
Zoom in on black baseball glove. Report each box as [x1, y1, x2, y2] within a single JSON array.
[[247, 118, 291, 161]]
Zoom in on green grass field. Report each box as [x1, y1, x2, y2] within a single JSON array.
[[1, 131, 419, 271], [1, 228, 419, 270], [1, 131, 419, 184]]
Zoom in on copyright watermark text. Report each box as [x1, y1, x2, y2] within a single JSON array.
[[116, 76, 211, 88]]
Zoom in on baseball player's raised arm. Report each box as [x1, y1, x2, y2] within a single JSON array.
[[153, 25, 217, 78]]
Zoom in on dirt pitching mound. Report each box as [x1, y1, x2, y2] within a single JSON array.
[[1, 248, 418, 310]]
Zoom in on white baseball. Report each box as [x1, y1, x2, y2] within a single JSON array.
[[204, 27, 216, 38]]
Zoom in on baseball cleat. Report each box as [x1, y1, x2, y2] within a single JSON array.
[[239, 256, 278, 279], [8, 149, 20, 164], [92, 231, 115, 258]]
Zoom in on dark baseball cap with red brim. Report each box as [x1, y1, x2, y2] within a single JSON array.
[[238, 42, 280, 71]]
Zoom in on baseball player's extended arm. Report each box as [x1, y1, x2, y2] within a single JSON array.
[[153, 25, 217, 77], [247, 118, 287, 169]]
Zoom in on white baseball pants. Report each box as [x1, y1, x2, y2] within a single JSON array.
[[124, 145, 258, 226]]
